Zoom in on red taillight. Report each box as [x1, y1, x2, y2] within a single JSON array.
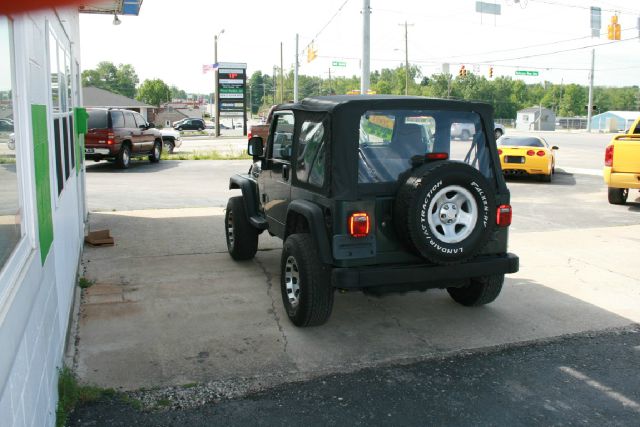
[[349, 212, 370, 238], [107, 133, 115, 145], [526, 150, 535, 156], [605, 145, 614, 167], [536, 150, 545, 156], [497, 149, 502, 155], [496, 204, 512, 227], [426, 152, 448, 160]]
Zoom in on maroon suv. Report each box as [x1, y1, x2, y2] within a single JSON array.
[[85, 108, 163, 169]]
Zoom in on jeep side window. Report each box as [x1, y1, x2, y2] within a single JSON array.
[[296, 119, 326, 187], [123, 111, 136, 129], [271, 113, 294, 161]]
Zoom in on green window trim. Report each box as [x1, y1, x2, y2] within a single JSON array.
[[32, 104, 54, 265]]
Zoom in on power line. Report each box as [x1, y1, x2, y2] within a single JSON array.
[[481, 37, 638, 64], [528, 0, 640, 15], [302, 0, 352, 54]]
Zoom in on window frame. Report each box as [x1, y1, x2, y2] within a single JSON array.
[[268, 111, 294, 164], [0, 15, 38, 309], [293, 114, 329, 191]]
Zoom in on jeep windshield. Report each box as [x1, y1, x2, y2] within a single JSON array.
[[358, 110, 493, 184]]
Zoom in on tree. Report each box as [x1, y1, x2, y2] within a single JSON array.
[[170, 85, 187, 100], [137, 79, 171, 107], [81, 61, 139, 98]]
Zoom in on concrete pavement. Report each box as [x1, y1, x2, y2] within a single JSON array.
[[74, 206, 640, 393]]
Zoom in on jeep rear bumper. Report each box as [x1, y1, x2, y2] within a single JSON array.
[[332, 253, 519, 290]]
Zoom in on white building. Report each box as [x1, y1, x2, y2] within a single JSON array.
[[516, 107, 556, 131], [0, 2, 142, 426], [590, 110, 639, 133]]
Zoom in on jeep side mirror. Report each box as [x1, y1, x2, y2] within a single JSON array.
[[248, 136, 264, 157]]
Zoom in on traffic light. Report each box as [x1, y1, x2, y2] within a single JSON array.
[[489, 66, 493, 78], [459, 65, 466, 77], [608, 15, 621, 40], [307, 44, 318, 63]]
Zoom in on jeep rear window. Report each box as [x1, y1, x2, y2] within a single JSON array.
[[359, 110, 493, 184], [87, 110, 108, 129]]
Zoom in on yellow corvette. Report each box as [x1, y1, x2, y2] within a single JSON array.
[[497, 136, 558, 182]]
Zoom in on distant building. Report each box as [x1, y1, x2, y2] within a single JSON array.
[[590, 111, 639, 133], [152, 106, 204, 128], [82, 86, 153, 119], [516, 107, 556, 131]]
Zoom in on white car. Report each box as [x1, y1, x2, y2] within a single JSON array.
[[159, 128, 182, 154]]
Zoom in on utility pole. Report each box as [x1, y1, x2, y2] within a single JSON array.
[[272, 65, 277, 105], [280, 42, 284, 103], [400, 21, 413, 95], [361, 0, 371, 94], [214, 29, 224, 137], [294, 34, 299, 102], [587, 48, 595, 132], [328, 68, 332, 95]]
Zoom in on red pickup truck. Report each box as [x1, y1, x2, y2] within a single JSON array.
[[248, 105, 277, 142]]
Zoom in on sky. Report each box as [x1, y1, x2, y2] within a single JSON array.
[[79, 0, 640, 94]]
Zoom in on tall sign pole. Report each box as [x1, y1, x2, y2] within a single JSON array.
[[361, 0, 371, 95], [294, 34, 299, 102], [587, 49, 595, 132]]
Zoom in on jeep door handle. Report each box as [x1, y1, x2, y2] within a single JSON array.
[[282, 164, 290, 181]]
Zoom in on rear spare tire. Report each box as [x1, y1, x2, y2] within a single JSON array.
[[395, 161, 496, 265]]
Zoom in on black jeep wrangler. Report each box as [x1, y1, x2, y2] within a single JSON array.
[[226, 96, 518, 327]]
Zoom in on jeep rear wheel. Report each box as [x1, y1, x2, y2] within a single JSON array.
[[281, 234, 333, 327], [447, 274, 504, 306], [395, 161, 496, 265], [225, 196, 259, 260]]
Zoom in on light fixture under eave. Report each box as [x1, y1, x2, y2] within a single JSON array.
[[113, 14, 121, 26]]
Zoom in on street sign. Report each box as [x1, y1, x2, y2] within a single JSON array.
[[332, 61, 347, 67], [475, 1, 501, 15], [515, 70, 539, 76]]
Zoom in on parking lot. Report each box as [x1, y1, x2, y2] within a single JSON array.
[[70, 130, 640, 403]]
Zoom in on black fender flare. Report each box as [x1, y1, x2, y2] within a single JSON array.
[[229, 174, 268, 230], [286, 200, 332, 264]]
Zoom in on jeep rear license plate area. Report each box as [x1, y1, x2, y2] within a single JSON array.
[[504, 156, 525, 164]]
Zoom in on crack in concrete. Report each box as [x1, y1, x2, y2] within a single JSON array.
[[568, 256, 640, 284], [254, 256, 289, 355], [365, 295, 435, 348]]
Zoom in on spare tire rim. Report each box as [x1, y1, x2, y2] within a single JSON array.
[[284, 256, 301, 309], [226, 210, 235, 249], [427, 185, 478, 244]]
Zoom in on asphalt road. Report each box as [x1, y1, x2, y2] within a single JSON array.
[[69, 327, 640, 426]]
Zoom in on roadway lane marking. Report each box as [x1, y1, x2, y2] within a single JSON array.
[[559, 366, 640, 413]]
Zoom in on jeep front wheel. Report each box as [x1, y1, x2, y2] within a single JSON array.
[[225, 196, 258, 260], [447, 274, 504, 306], [281, 234, 333, 327], [395, 161, 496, 265]]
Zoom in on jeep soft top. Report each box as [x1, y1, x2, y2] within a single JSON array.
[[226, 95, 518, 327]]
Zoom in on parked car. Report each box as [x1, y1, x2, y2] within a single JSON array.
[[451, 122, 506, 140], [604, 116, 640, 204], [497, 135, 558, 182], [85, 108, 163, 169], [227, 96, 518, 327], [159, 128, 182, 154], [174, 118, 205, 131], [0, 118, 13, 132]]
